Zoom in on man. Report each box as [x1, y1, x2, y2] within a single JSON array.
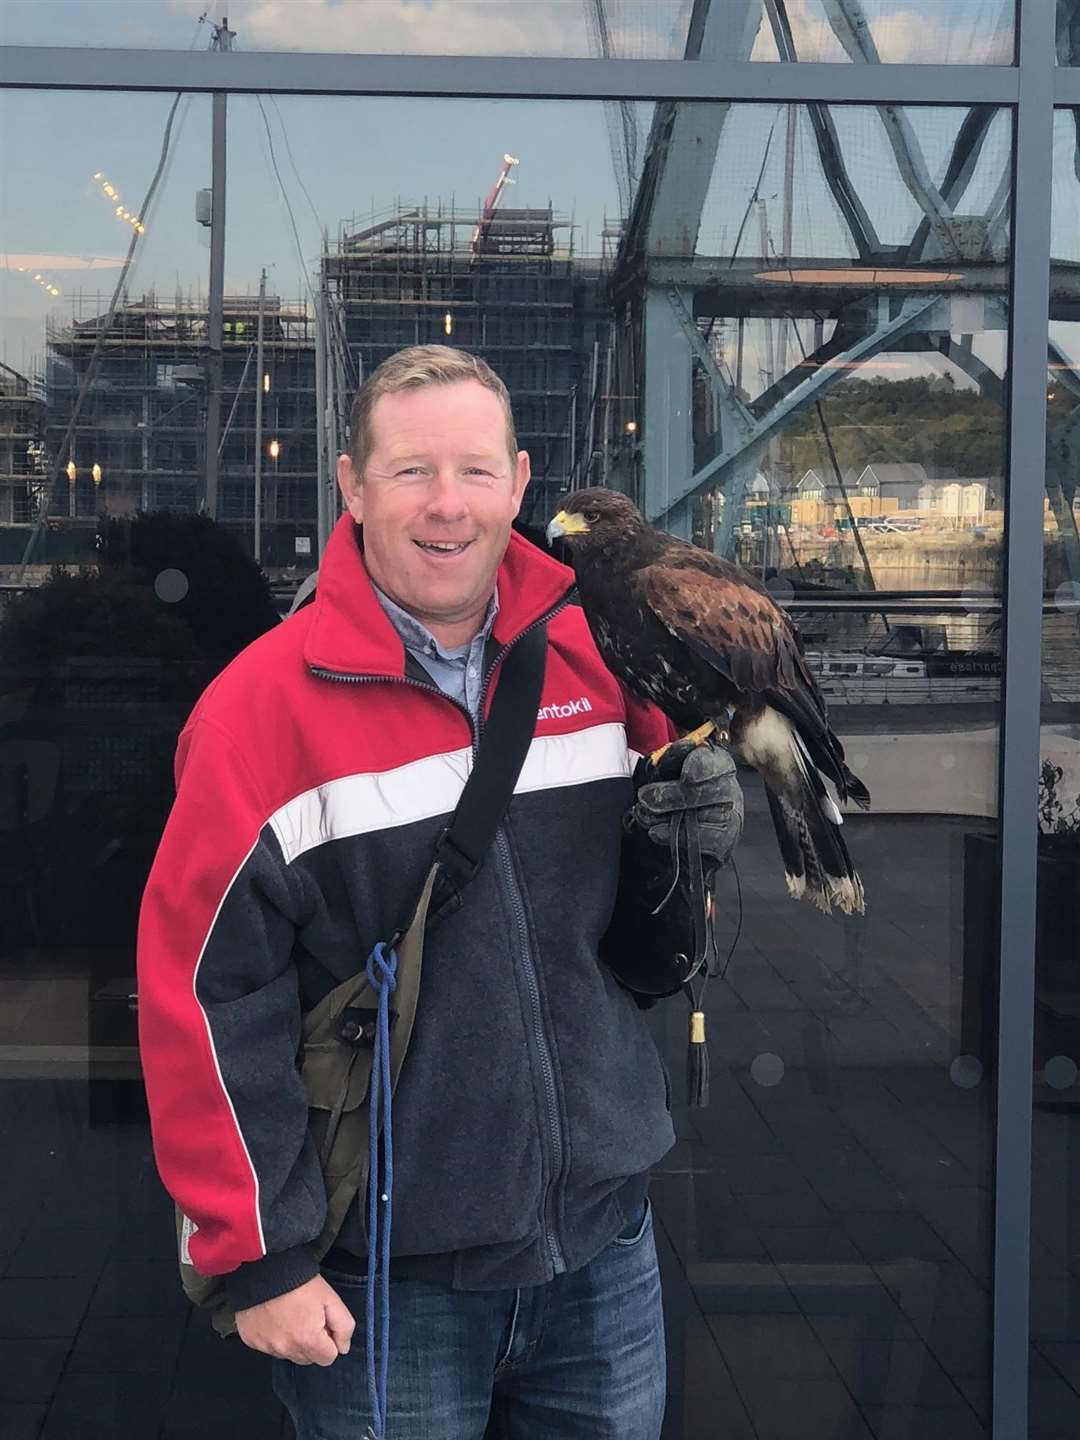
[[137, 345, 740, 1439]]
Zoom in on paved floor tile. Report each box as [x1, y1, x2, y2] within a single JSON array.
[[0, 1338, 70, 1403], [86, 1258, 191, 1321], [7, 1226, 115, 1280], [67, 1314, 186, 1375], [1037, 1340, 1080, 1395], [0, 1277, 96, 1339], [0, 1402, 47, 1440], [707, 1313, 837, 1382], [858, 1404, 987, 1439], [824, 1338, 967, 1407], [40, 1371, 175, 1440], [728, 1375, 875, 1440], [760, 1225, 863, 1265], [842, 1213, 957, 1264]]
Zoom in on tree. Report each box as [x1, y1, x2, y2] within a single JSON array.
[[0, 567, 199, 677], [95, 510, 280, 671], [777, 375, 1005, 481]]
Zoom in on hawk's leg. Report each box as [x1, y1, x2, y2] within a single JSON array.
[[650, 719, 717, 766]]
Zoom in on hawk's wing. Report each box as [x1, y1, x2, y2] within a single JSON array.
[[635, 554, 867, 810], [637, 559, 819, 712]]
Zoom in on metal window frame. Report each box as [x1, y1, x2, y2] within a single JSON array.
[[0, 6, 1059, 1437], [996, 6, 1054, 1438], [0, 47, 1024, 103]]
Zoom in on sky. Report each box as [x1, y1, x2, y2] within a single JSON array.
[[0, 0, 1015, 62], [0, 85, 631, 373], [0, 0, 1047, 387]]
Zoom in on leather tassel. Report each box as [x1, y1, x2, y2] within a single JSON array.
[[687, 1009, 710, 1108]]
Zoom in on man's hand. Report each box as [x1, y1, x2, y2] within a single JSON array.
[[632, 737, 743, 868], [235, 1274, 355, 1366]]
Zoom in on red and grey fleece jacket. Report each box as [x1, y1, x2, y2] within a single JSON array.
[[137, 514, 677, 1312]]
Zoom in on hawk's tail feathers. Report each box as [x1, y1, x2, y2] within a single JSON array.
[[764, 731, 866, 916], [841, 763, 871, 811]]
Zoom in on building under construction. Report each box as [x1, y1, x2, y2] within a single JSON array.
[[319, 181, 621, 532], [0, 361, 45, 539], [29, 184, 624, 572], [40, 291, 317, 568]]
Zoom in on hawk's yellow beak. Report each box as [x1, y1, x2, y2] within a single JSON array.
[[546, 510, 590, 544]]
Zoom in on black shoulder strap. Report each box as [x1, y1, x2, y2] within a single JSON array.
[[429, 623, 548, 905], [298, 569, 547, 931]]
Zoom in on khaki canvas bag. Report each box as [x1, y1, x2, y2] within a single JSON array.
[[176, 864, 438, 1338]]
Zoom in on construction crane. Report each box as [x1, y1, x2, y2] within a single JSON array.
[[584, 0, 638, 221], [470, 153, 520, 257]]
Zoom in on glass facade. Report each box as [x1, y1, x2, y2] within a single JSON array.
[[0, 4, 1073, 1439], [1027, 105, 1080, 1440], [637, 98, 1008, 1436], [0, 1, 1017, 64]]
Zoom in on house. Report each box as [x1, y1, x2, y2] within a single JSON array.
[[789, 465, 904, 526], [852, 463, 929, 510], [795, 468, 828, 499]]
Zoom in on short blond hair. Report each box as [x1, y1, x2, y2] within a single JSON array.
[[348, 345, 518, 478]]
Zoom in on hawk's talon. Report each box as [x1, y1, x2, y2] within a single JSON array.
[[649, 719, 717, 766], [683, 720, 717, 747]]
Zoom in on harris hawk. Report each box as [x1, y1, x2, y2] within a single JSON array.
[[546, 487, 870, 914]]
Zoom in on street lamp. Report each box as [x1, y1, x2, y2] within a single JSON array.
[[259, 441, 281, 569], [66, 458, 76, 518]]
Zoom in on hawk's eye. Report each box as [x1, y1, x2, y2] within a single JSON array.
[[585, 510, 601, 524]]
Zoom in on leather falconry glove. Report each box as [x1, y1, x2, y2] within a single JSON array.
[[634, 736, 744, 1108], [599, 737, 743, 1003], [599, 736, 743, 1107], [631, 736, 744, 871]]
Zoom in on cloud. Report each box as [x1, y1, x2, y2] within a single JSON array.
[[169, 0, 605, 59], [2, 254, 126, 271], [750, 0, 1013, 66], [170, 0, 1010, 67], [868, 4, 1013, 65]]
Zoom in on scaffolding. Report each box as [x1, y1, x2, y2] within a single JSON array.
[[33, 202, 623, 570], [0, 361, 45, 532], [322, 200, 616, 527], [43, 290, 318, 567]]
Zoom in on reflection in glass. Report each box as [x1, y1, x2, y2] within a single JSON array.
[[0, 87, 287, 1436], [0, 0, 1015, 65], [1058, 0, 1080, 65], [0, 84, 1012, 1437], [1029, 107, 1080, 1440], [623, 96, 1007, 1439]]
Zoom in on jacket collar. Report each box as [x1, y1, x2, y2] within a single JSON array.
[[303, 514, 575, 679]]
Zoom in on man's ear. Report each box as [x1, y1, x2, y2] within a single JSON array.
[[511, 449, 531, 518], [337, 453, 363, 524]]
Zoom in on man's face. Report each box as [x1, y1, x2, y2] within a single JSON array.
[[337, 380, 529, 641]]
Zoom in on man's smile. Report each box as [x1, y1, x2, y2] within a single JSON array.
[[412, 538, 477, 557]]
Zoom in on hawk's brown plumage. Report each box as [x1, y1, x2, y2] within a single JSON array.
[[547, 488, 870, 913]]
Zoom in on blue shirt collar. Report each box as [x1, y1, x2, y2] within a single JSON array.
[[371, 580, 500, 663]]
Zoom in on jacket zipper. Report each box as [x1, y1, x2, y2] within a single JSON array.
[[311, 590, 574, 1276]]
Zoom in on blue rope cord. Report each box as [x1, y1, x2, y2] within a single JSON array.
[[364, 940, 397, 1440]]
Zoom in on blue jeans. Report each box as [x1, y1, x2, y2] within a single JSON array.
[[272, 1197, 666, 1440]]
